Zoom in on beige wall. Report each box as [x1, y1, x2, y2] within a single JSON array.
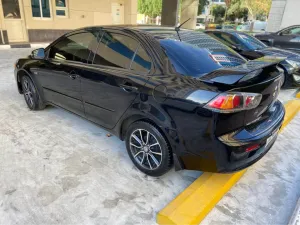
[[21, 0, 137, 30]]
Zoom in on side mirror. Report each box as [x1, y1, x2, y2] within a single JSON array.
[[31, 48, 45, 59]]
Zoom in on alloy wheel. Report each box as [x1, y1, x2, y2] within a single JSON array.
[[23, 79, 34, 107], [129, 129, 162, 170]]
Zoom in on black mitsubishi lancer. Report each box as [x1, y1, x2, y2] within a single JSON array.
[[14, 26, 285, 176]]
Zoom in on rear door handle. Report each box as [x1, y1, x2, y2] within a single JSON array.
[[120, 84, 138, 92]]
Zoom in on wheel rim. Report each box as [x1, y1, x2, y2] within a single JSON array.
[[129, 129, 162, 170], [23, 79, 34, 107]]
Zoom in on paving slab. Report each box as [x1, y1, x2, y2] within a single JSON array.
[[201, 113, 300, 225], [0, 49, 201, 225]]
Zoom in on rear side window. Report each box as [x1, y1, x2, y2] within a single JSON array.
[[49, 31, 99, 63], [130, 45, 152, 73], [93, 32, 138, 69]]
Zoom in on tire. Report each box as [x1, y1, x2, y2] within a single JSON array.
[[125, 121, 172, 177], [21, 75, 44, 110]]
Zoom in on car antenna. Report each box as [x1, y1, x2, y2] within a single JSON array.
[[175, 18, 191, 41]]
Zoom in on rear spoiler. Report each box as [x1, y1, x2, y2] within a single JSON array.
[[200, 56, 286, 85]]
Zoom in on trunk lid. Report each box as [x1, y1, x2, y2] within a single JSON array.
[[200, 56, 285, 136], [200, 56, 286, 86]]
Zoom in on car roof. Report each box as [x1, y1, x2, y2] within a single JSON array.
[[68, 25, 240, 53], [72, 25, 189, 38]]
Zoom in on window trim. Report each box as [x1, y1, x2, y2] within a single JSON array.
[[91, 29, 155, 75], [55, 0, 68, 18], [31, 0, 53, 20]]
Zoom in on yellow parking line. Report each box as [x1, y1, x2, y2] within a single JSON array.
[[281, 99, 300, 131], [157, 99, 300, 225]]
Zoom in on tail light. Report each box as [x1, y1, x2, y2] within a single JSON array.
[[204, 92, 262, 113]]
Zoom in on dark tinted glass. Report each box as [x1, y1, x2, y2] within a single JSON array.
[[56, 0, 66, 7], [130, 46, 152, 73], [237, 33, 266, 50], [210, 32, 241, 46], [2, 0, 21, 18], [56, 10, 65, 16], [93, 32, 138, 69], [31, 0, 41, 17], [41, 0, 51, 18], [49, 32, 99, 63], [160, 39, 222, 77], [31, 0, 50, 18]]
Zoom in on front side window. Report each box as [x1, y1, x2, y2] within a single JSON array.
[[49, 31, 99, 63], [55, 0, 67, 17], [31, 0, 51, 18], [2, 0, 21, 19], [93, 32, 139, 69]]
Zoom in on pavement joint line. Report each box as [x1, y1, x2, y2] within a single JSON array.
[[157, 99, 300, 225]]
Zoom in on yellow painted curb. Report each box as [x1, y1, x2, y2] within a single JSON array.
[[281, 99, 300, 131], [157, 100, 300, 225], [296, 92, 300, 99]]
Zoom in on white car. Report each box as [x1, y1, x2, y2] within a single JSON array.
[[237, 21, 267, 32], [196, 23, 205, 30]]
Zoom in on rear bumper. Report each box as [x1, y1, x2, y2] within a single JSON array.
[[217, 100, 285, 172], [176, 100, 285, 173]]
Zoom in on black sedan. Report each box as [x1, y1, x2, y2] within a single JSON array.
[[206, 30, 300, 87], [255, 25, 300, 54], [15, 26, 285, 176]]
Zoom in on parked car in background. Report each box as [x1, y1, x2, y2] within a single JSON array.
[[206, 30, 300, 87], [196, 23, 205, 30], [15, 27, 285, 177], [237, 21, 267, 32], [221, 24, 235, 30], [255, 25, 300, 54]]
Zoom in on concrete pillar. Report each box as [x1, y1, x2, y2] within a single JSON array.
[[266, 0, 287, 32], [124, 0, 138, 25], [180, 0, 198, 29], [161, 0, 179, 26]]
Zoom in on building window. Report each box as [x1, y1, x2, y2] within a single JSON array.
[[31, 0, 51, 18], [2, 0, 21, 19], [55, 0, 68, 17]]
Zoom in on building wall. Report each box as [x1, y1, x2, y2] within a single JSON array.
[[280, 0, 300, 28], [0, 0, 137, 43], [267, 0, 300, 32]]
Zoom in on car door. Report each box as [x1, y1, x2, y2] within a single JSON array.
[[36, 31, 99, 117], [273, 26, 300, 51], [80, 30, 153, 129]]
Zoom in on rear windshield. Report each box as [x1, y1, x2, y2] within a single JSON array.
[[160, 32, 246, 77]]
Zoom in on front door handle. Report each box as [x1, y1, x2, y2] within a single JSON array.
[[120, 84, 138, 92], [69, 74, 78, 80], [69, 70, 78, 80]]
